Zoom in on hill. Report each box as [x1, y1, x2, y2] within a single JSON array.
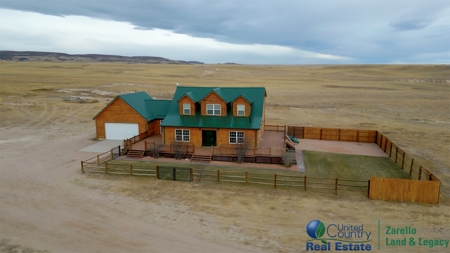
[[0, 50, 204, 64]]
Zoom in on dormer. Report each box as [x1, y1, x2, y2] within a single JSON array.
[[177, 91, 198, 116], [200, 88, 229, 116], [232, 93, 252, 117]]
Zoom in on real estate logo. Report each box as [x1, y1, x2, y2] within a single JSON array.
[[306, 220, 373, 251]]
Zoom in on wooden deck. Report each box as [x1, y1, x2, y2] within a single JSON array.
[[130, 131, 286, 151]]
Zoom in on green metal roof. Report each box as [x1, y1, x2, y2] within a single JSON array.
[[236, 92, 253, 104], [145, 99, 172, 119], [93, 92, 171, 121], [161, 86, 266, 129]]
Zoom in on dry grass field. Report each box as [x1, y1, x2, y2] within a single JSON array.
[[0, 62, 449, 252]]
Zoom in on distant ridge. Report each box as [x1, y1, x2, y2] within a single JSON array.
[[0, 51, 204, 64]]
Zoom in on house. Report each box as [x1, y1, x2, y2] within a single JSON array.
[[160, 86, 267, 148], [94, 86, 267, 148], [93, 92, 171, 140]]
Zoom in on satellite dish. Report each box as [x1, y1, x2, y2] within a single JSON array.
[[176, 83, 179, 86]]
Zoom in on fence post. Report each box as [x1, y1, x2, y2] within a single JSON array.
[[274, 174, 277, 189], [395, 147, 399, 163], [389, 142, 393, 158], [217, 170, 220, 184], [367, 180, 370, 198], [118, 145, 121, 156], [156, 166, 159, 179], [97, 155, 100, 165], [130, 164, 133, 176], [190, 168, 193, 182], [410, 158, 414, 175], [335, 178, 338, 195], [401, 152, 406, 170], [105, 162, 108, 175], [304, 176, 307, 191], [81, 161, 84, 173], [245, 172, 248, 185], [173, 168, 176, 181], [418, 166, 422, 180]]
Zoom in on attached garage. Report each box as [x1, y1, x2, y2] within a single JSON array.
[[105, 123, 139, 140], [93, 92, 171, 140]]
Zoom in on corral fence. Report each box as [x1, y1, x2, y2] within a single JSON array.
[[81, 146, 121, 173], [193, 169, 369, 195], [82, 162, 368, 196]]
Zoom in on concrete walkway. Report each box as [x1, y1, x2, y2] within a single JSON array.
[[295, 149, 306, 172], [79, 140, 122, 153]]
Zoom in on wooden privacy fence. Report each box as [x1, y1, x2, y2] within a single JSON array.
[[81, 146, 121, 173], [369, 177, 441, 204], [287, 126, 377, 143], [265, 124, 286, 132], [375, 132, 438, 182]]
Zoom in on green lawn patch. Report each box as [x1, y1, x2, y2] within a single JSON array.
[[302, 150, 411, 180]]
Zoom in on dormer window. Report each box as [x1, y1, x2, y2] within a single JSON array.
[[183, 103, 191, 115], [207, 104, 221, 115], [237, 104, 245, 116]]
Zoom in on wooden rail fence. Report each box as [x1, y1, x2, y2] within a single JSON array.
[[81, 146, 121, 173], [193, 169, 369, 195], [124, 131, 151, 150]]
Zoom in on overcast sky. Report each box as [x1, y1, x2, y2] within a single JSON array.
[[0, 0, 449, 64]]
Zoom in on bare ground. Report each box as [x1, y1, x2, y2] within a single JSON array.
[[1, 63, 449, 252]]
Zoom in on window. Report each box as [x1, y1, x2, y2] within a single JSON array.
[[237, 104, 245, 116], [229, 131, 244, 144], [206, 104, 221, 115], [183, 103, 191, 115], [175, 129, 190, 142]]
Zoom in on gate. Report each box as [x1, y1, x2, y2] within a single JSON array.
[[157, 166, 192, 182]]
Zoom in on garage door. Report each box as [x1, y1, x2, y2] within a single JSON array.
[[105, 123, 139, 140]]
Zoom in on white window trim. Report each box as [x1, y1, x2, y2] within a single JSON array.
[[229, 131, 244, 144], [183, 103, 191, 115], [237, 104, 245, 116], [206, 104, 221, 115], [175, 129, 190, 142]]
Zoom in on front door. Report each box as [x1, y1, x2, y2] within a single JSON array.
[[202, 130, 217, 146]]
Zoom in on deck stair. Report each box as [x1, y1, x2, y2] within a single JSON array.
[[190, 154, 212, 163], [126, 149, 145, 158]]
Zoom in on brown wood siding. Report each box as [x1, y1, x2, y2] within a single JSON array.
[[95, 97, 148, 139], [201, 92, 227, 116], [163, 126, 258, 148], [152, 120, 162, 135], [178, 96, 196, 115], [233, 96, 251, 117]]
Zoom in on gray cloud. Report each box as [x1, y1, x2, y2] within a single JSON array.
[[0, 0, 449, 63]]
